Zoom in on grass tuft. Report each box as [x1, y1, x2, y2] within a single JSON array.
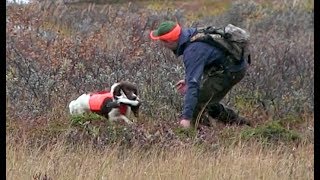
[[240, 121, 301, 143]]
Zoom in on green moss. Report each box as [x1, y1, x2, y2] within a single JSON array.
[[70, 113, 106, 126], [240, 121, 301, 143], [174, 127, 197, 139]]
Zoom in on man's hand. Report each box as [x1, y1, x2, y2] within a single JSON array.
[[180, 119, 191, 128], [175, 79, 187, 95]]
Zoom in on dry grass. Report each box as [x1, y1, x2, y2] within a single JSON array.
[[7, 134, 313, 180]]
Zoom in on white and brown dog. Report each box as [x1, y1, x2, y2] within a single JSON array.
[[68, 81, 141, 124]]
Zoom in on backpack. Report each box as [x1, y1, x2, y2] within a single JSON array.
[[190, 24, 251, 64]]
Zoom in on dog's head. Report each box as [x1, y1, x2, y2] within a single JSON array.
[[110, 81, 139, 101], [110, 81, 141, 117]]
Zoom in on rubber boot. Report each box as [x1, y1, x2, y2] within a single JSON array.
[[208, 104, 251, 126]]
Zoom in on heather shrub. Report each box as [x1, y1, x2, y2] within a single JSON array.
[[6, 0, 313, 146]]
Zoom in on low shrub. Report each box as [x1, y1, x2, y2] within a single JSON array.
[[240, 121, 301, 143]]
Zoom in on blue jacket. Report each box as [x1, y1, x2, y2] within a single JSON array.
[[173, 28, 225, 120]]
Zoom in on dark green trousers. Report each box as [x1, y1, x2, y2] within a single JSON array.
[[192, 65, 247, 125]]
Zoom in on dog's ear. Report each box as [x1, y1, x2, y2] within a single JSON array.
[[113, 86, 121, 97], [110, 82, 121, 97]]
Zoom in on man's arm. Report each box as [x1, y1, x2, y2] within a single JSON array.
[[181, 44, 207, 120]]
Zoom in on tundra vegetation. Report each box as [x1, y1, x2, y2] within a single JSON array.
[[6, 0, 313, 179]]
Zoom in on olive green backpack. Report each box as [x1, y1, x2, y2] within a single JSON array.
[[191, 24, 251, 64]]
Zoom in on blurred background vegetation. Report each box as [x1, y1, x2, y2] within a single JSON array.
[[6, 0, 313, 148]]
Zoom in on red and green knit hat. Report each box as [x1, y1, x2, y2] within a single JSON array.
[[150, 21, 181, 41]]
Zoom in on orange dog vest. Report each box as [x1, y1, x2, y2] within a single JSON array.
[[89, 91, 113, 111], [89, 91, 128, 115]]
